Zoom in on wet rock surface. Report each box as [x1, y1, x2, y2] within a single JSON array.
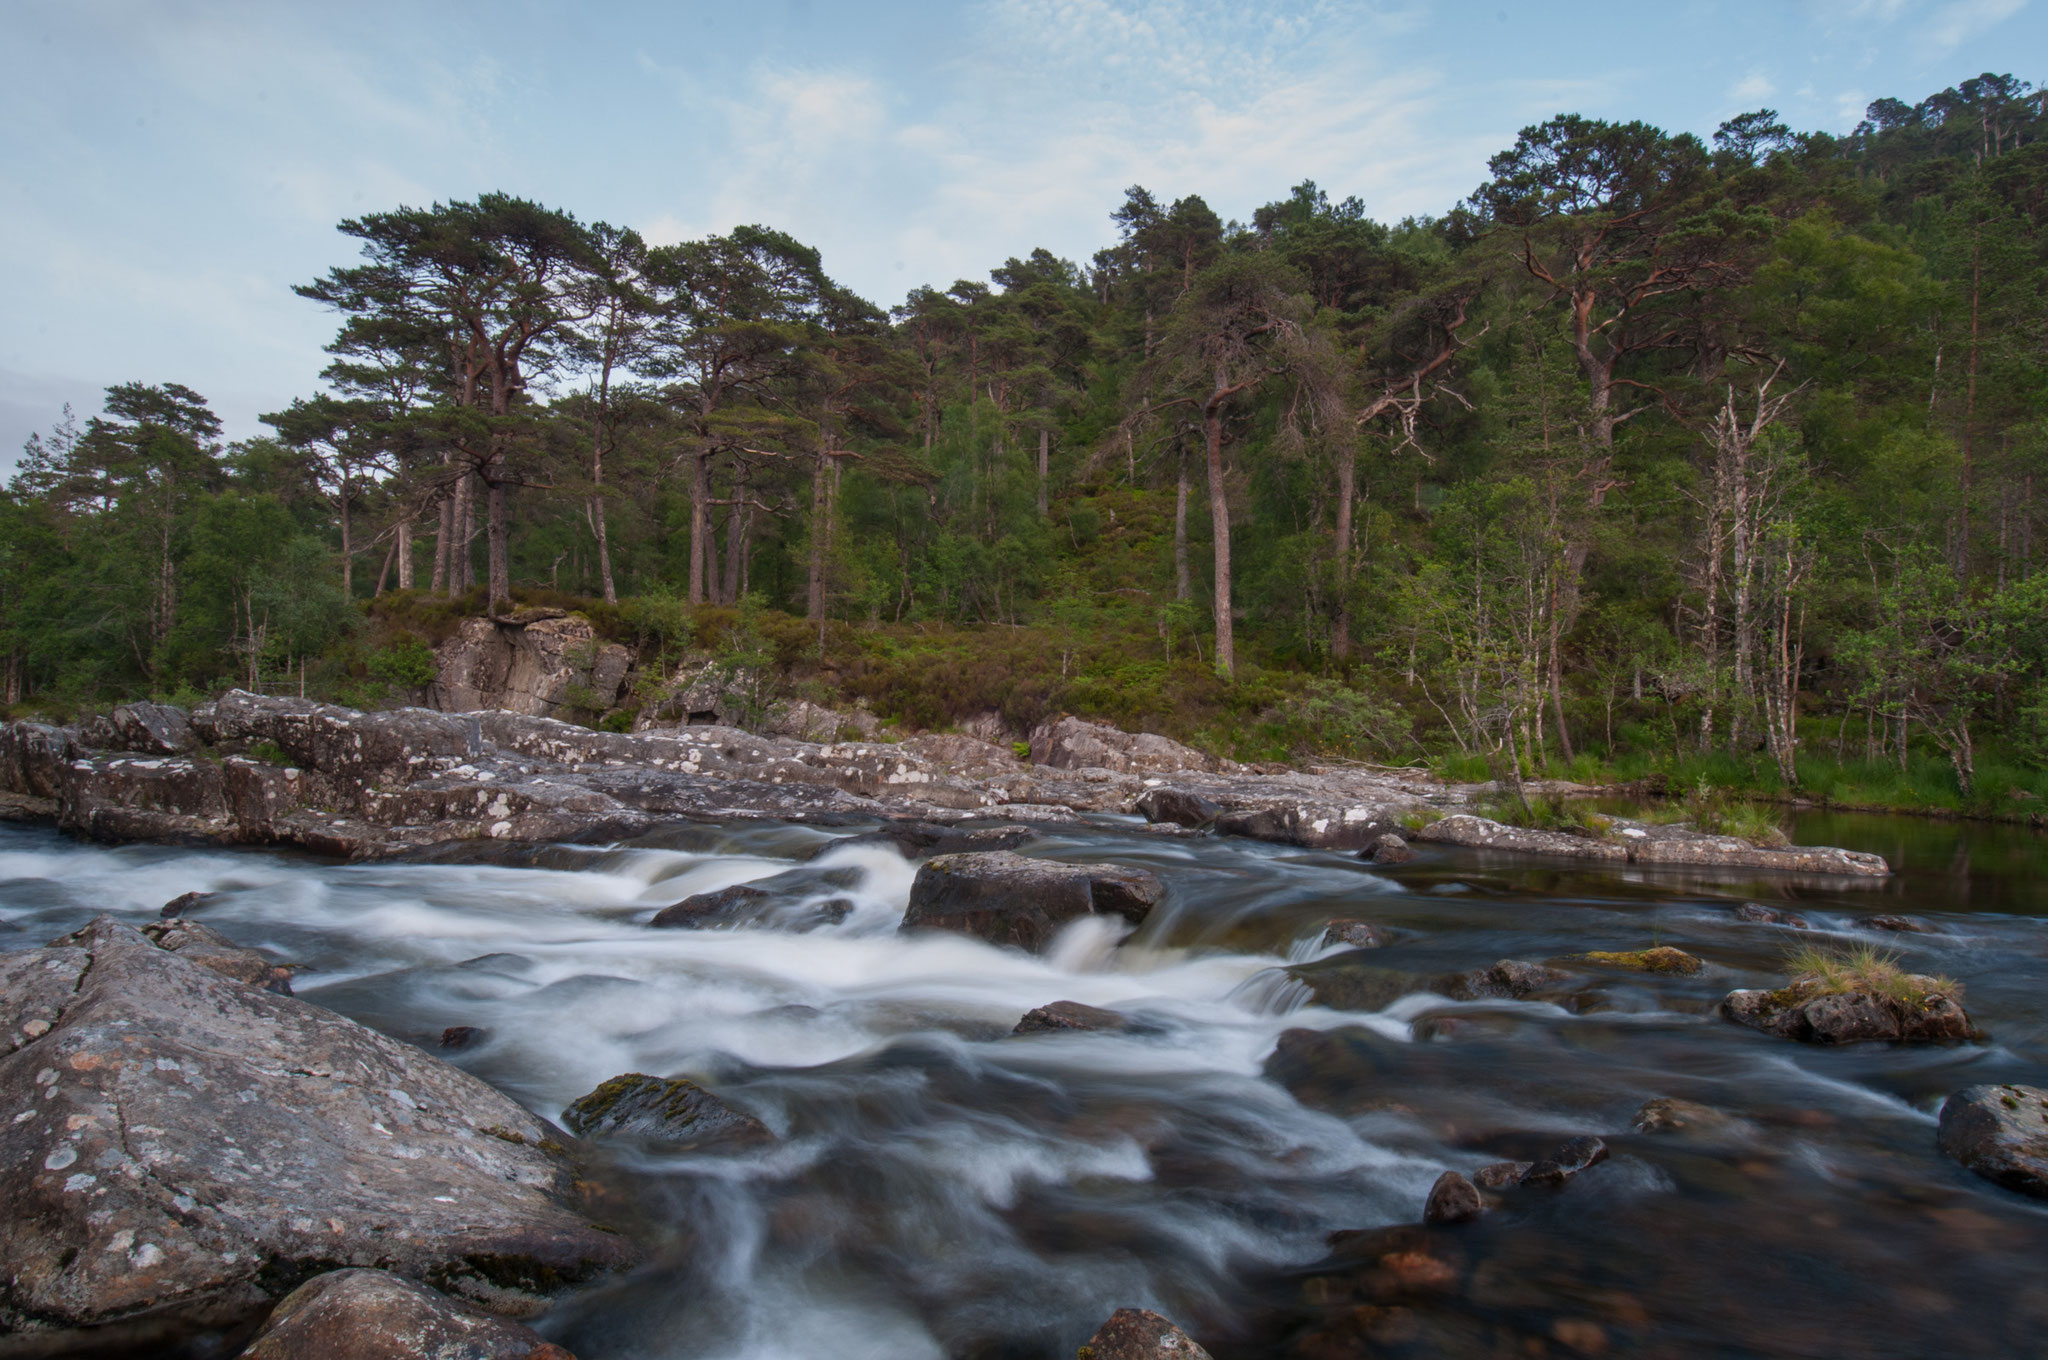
[[1011, 1000, 1136, 1035], [1078, 1307, 1213, 1359], [1319, 918, 1390, 950], [1721, 978, 1975, 1043], [236, 1268, 577, 1360], [1423, 1170, 1483, 1224], [1567, 945, 1705, 974], [560, 1073, 774, 1151], [136, 916, 295, 993], [900, 850, 1164, 952], [1359, 832, 1415, 864], [1937, 1084, 2048, 1198], [0, 917, 633, 1346]]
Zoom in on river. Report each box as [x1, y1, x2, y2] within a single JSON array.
[[3, 810, 2045, 1359]]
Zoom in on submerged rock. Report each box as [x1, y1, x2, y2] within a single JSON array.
[[236, 1268, 576, 1360], [899, 850, 1164, 952], [561, 1073, 774, 1150], [1567, 946, 1704, 975], [1288, 956, 1579, 1013], [650, 884, 770, 929], [1519, 1135, 1609, 1186], [1937, 1084, 2048, 1199], [1470, 1160, 1533, 1189], [1423, 1170, 1483, 1224], [1012, 1000, 1135, 1035], [1735, 901, 1809, 927], [0, 917, 633, 1345], [1319, 918, 1390, 950], [1721, 977, 1975, 1044], [1869, 914, 1937, 933], [1633, 1097, 1754, 1140], [1079, 1307, 1213, 1360]]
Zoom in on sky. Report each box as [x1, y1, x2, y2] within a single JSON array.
[[2, 0, 2042, 469]]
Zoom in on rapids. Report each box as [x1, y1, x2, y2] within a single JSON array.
[[3, 810, 2047, 1359]]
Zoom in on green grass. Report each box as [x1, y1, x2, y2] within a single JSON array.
[[1474, 789, 1614, 838], [1779, 943, 1957, 1003]]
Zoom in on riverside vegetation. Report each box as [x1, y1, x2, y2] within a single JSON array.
[[7, 76, 2048, 821]]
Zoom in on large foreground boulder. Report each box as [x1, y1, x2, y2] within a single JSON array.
[[237, 1268, 576, 1360], [1937, 1085, 2048, 1199], [900, 851, 1164, 952], [0, 917, 634, 1346]]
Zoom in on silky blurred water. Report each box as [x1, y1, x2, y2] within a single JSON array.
[[3, 810, 2046, 1359]]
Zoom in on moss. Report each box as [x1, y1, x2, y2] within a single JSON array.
[[1574, 946, 1704, 975], [479, 1124, 526, 1145]]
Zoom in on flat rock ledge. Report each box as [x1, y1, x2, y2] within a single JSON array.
[[0, 916, 633, 1351], [1413, 813, 1891, 877], [0, 698, 1883, 877], [1937, 1084, 2048, 1198], [1721, 979, 1975, 1043]]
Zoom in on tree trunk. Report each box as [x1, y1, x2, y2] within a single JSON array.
[[688, 450, 710, 605], [1332, 437, 1356, 660], [338, 495, 353, 601], [808, 438, 831, 621], [1037, 426, 1050, 517], [432, 487, 452, 595], [396, 513, 414, 591], [1204, 374, 1234, 680], [1174, 445, 1191, 603], [590, 495, 616, 604], [486, 471, 510, 614]]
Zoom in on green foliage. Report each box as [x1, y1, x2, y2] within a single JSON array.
[[366, 634, 437, 691], [1277, 676, 1413, 760]]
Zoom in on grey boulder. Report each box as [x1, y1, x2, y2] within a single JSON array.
[[0, 917, 633, 1345], [900, 850, 1164, 952], [237, 1268, 576, 1359], [1937, 1084, 2048, 1199]]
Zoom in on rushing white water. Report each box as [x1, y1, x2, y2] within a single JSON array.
[[8, 812, 2048, 1360]]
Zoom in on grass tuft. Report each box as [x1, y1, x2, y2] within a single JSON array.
[[1779, 942, 1957, 1003]]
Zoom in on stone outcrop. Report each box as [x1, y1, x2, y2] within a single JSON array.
[[1079, 1308, 1212, 1360], [560, 1073, 774, 1151], [1937, 1084, 2048, 1199], [900, 851, 1164, 952], [1414, 812, 1891, 876], [434, 610, 634, 721], [0, 917, 633, 1346], [1721, 977, 1975, 1043], [0, 693, 1889, 874], [1320, 919, 1390, 950], [1029, 716, 1229, 775], [236, 1269, 577, 1360]]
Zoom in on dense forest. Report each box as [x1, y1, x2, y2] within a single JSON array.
[[7, 74, 2048, 812]]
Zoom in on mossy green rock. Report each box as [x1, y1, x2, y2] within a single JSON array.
[[1569, 946, 1704, 975], [562, 1073, 774, 1150]]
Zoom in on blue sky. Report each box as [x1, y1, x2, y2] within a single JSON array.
[[2, 0, 2041, 465]]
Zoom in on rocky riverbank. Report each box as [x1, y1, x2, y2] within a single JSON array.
[[0, 693, 1890, 876]]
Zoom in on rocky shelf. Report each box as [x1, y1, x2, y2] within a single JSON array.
[[0, 694, 1887, 876]]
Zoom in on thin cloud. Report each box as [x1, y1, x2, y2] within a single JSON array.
[[1925, 0, 2027, 46]]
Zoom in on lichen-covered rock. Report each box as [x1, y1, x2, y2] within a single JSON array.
[[110, 701, 200, 755], [432, 612, 632, 721], [1011, 1001, 1134, 1035], [1030, 716, 1227, 775], [1937, 1085, 2048, 1199], [1416, 813, 1891, 877], [0, 917, 634, 1347], [560, 1073, 773, 1151], [1078, 1307, 1212, 1360], [1413, 814, 1629, 861], [237, 1268, 577, 1360], [136, 917, 295, 994], [900, 851, 1163, 952], [1721, 978, 1975, 1044]]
